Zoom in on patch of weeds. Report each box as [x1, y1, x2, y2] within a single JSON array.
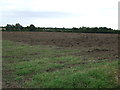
[[15, 68, 34, 75], [45, 63, 64, 72], [14, 76, 23, 82]]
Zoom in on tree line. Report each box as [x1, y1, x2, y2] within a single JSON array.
[[2, 23, 120, 34]]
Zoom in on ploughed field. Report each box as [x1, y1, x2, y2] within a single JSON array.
[[2, 32, 119, 88]]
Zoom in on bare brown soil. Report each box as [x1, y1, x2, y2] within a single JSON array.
[[2, 32, 118, 47], [2, 32, 118, 60]]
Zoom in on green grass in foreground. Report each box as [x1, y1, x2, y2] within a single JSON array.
[[2, 40, 119, 88]]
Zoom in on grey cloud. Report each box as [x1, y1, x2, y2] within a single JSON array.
[[1, 11, 79, 19], [1, 10, 80, 26]]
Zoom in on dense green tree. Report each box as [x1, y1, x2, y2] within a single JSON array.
[[15, 23, 23, 31], [29, 24, 36, 31], [6, 24, 15, 31]]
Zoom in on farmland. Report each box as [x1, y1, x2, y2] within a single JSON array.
[[2, 32, 119, 88]]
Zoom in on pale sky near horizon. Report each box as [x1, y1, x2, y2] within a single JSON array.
[[0, 0, 119, 29]]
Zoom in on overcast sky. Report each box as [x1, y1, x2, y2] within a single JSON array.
[[0, 0, 119, 29]]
